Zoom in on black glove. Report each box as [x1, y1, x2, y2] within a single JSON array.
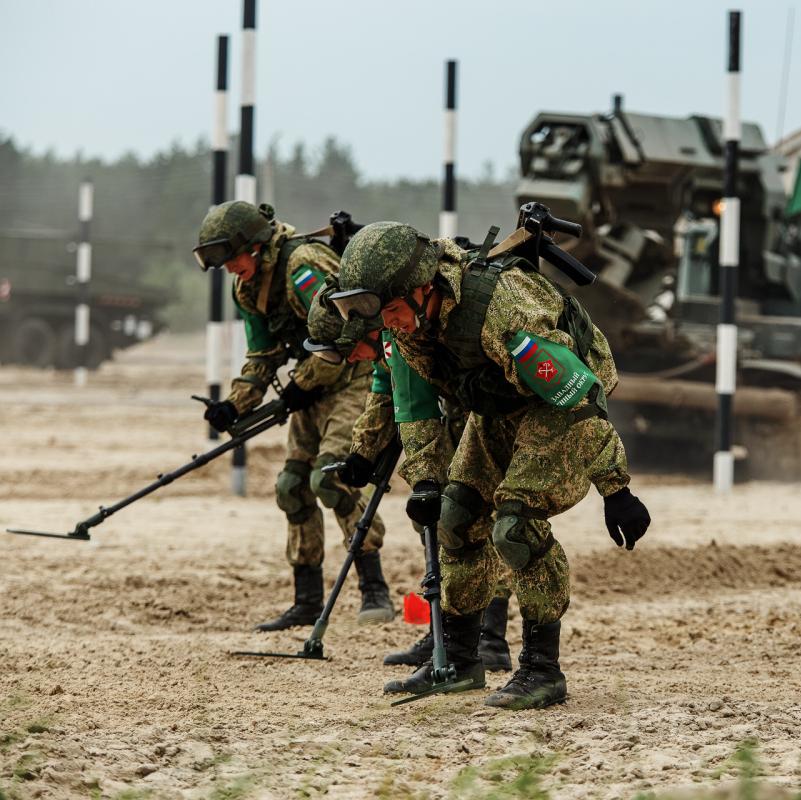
[[604, 487, 650, 550], [281, 381, 323, 412], [336, 453, 374, 488], [204, 400, 238, 432], [406, 480, 441, 527]]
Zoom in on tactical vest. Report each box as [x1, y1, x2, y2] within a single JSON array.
[[441, 251, 610, 421]]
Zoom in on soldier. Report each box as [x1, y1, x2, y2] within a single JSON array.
[[191, 201, 394, 630], [304, 296, 513, 672], [329, 222, 651, 710]]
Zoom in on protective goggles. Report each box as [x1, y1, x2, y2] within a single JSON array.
[[192, 238, 238, 271], [328, 288, 383, 321]]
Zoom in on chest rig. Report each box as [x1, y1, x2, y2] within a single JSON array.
[[441, 227, 607, 422]]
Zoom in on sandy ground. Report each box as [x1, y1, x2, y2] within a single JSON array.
[[1, 333, 800, 800]]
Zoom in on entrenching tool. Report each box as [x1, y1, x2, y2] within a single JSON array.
[[6, 383, 290, 542], [231, 437, 402, 661], [389, 521, 475, 706]]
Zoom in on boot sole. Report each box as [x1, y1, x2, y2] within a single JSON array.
[[484, 691, 567, 710], [357, 609, 396, 625]]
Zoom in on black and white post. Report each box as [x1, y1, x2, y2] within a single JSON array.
[[231, 0, 257, 495], [439, 59, 458, 238], [74, 179, 93, 387], [207, 35, 229, 441], [714, 10, 742, 492]]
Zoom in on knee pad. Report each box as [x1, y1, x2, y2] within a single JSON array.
[[491, 501, 554, 571], [439, 481, 487, 552], [310, 453, 357, 517], [275, 460, 316, 524]]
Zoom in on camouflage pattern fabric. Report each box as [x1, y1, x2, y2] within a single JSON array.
[[284, 373, 385, 566], [350, 388, 397, 464], [226, 225, 357, 414], [387, 250, 631, 624], [338, 222, 440, 296]]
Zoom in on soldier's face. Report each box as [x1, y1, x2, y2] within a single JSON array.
[[224, 250, 259, 281], [347, 331, 383, 363], [381, 288, 426, 332]]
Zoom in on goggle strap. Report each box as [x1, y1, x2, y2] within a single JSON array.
[[390, 235, 429, 293]]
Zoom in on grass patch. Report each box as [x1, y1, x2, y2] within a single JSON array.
[[207, 775, 257, 800], [449, 750, 558, 799], [111, 790, 154, 800]]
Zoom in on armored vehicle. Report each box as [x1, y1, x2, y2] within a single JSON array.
[[0, 231, 169, 369], [517, 99, 801, 477]]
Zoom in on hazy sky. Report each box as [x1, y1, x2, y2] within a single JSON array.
[[1, 0, 799, 180]]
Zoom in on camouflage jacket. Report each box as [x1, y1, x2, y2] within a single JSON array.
[[392, 239, 629, 494], [227, 221, 371, 414]]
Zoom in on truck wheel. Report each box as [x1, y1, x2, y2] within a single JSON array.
[[56, 324, 110, 369], [11, 318, 57, 367]]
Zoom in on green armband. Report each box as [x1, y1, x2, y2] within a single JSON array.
[[290, 264, 326, 310], [384, 332, 441, 422], [506, 331, 598, 409]]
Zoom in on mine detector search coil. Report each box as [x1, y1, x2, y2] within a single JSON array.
[[389, 520, 476, 707], [6, 376, 291, 542], [488, 201, 596, 287], [231, 436, 402, 663]]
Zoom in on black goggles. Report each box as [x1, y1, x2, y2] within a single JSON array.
[[192, 238, 238, 271], [328, 288, 384, 321]]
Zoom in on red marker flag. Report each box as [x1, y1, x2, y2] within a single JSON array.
[[403, 592, 431, 624]]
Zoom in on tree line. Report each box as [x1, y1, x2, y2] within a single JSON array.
[[0, 134, 518, 329]]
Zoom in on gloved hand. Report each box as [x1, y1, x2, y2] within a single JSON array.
[[336, 453, 374, 487], [405, 480, 441, 526], [604, 487, 651, 550], [281, 381, 323, 412], [204, 400, 239, 432]]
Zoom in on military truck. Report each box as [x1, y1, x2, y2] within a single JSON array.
[[516, 99, 801, 477], [0, 231, 169, 369]]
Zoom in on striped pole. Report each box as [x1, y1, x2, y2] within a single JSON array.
[[231, 0, 257, 496], [74, 179, 93, 387], [207, 35, 229, 441], [438, 59, 458, 238], [714, 10, 741, 492]]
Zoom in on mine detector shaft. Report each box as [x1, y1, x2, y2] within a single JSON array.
[[6, 380, 291, 541], [517, 98, 801, 474]]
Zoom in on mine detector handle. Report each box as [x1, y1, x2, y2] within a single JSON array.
[[518, 201, 582, 240], [6, 394, 291, 542]]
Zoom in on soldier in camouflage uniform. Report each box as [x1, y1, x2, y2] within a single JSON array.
[[305, 295, 514, 671], [192, 201, 394, 631], [329, 222, 651, 710]]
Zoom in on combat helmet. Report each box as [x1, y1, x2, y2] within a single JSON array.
[[304, 288, 383, 364], [192, 201, 277, 271], [329, 222, 439, 320]]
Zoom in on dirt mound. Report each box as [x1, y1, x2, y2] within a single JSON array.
[[572, 542, 801, 600]]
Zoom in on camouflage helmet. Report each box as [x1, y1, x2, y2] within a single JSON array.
[[331, 222, 439, 318], [192, 201, 276, 271], [304, 291, 383, 364]]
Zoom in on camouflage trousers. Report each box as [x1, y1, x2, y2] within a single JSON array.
[[441, 405, 626, 623], [280, 374, 385, 567]]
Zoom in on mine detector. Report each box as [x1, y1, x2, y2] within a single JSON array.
[[517, 98, 801, 476]]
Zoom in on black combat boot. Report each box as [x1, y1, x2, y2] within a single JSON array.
[[254, 565, 323, 632], [353, 551, 395, 624], [484, 619, 566, 710], [478, 596, 512, 672], [383, 612, 485, 695], [383, 626, 434, 666]]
